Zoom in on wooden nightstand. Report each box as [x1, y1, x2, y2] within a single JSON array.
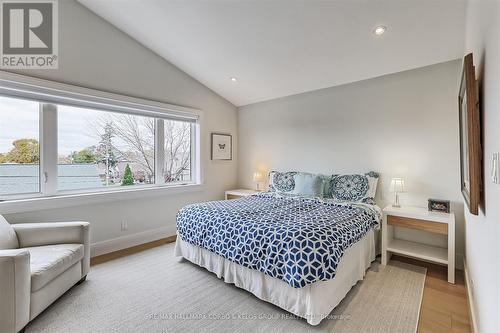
[[224, 189, 259, 200], [381, 205, 456, 283]]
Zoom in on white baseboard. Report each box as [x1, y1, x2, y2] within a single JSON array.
[[463, 258, 478, 333], [90, 226, 174, 257]]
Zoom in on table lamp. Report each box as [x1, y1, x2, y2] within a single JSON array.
[[390, 178, 405, 207], [253, 171, 264, 191]]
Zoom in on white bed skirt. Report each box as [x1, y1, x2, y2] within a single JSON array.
[[174, 230, 375, 325]]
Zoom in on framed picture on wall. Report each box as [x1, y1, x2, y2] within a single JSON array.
[[211, 133, 232, 160], [458, 53, 481, 215]]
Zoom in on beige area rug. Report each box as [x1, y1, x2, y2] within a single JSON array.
[[26, 243, 426, 333]]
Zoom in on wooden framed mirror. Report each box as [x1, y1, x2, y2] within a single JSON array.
[[458, 53, 481, 215]]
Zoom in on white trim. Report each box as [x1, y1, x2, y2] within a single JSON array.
[[154, 119, 165, 185], [0, 71, 200, 121], [90, 226, 173, 257], [193, 121, 202, 184], [463, 259, 479, 333], [0, 183, 204, 214], [194, 116, 203, 184], [40, 103, 58, 196]]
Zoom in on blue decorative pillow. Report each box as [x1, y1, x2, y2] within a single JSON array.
[[319, 174, 333, 198], [327, 171, 379, 203], [268, 171, 298, 193], [293, 172, 323, 197], [330, 174, 368, 201], [268, 171, 323, 197]]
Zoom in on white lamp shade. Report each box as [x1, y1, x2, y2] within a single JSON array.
[[390, 178, 405, 193], [253, 171, 264, 182]]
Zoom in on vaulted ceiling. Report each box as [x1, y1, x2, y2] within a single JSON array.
[[78, 0, 466, 106]]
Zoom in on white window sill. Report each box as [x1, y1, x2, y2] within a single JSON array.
[[0, 183, 204, 214]]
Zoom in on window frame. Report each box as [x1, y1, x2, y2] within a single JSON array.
[[0, 71, 202, 211], [0, 95, 42, 197]]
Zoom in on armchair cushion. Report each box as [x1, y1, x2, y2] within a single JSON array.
[[0, 215, 19, 250], [27, 244, 84, 292]]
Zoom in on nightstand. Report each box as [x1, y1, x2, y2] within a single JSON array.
[[381, 205, 456, 283], [224, 189, 259, 200]]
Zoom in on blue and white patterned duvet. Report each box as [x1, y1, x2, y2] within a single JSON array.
[[176, 192, 381, 288]]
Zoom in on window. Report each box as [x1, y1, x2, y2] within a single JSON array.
[[0, 96, 40, 196], [58, 105, 155, 191], [0, 73, 200, 201], [164, 119, 192, 183]]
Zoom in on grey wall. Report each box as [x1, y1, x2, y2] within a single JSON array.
[[3, 0, 238, 244], [238, 60, 465, 262], [463, 0, 500, 331]]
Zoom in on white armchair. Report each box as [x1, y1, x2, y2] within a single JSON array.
[[0, 215, 90, 333]]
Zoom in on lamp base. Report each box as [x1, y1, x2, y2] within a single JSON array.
[[392, 192, 401, 208]]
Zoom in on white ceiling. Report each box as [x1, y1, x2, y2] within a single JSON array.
[[78, 0, 466, 106]]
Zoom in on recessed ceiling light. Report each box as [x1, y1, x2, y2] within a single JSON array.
[[230, 77, 238, 82], [373, 25, 387, 36]]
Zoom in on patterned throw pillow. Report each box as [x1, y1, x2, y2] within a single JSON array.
[[268, 171, 298, 193], [327, 171, 379, 203], [268, 171, 323, 197], [364, 171, 379, 201]]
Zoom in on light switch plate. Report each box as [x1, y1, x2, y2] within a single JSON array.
[[492, 152, 500, 184]]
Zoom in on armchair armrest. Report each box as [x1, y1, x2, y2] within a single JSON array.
[[12, 222, 89, 247], [12, 222, 90, 276], [0, 249, 30, 333]]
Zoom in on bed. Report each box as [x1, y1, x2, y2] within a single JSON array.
[[175, 172, 381, 325]]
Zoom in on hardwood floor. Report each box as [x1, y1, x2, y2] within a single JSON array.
[[392, 255, 471, 333], [90, 235, 177, 266], [91, 239, 472, 333]]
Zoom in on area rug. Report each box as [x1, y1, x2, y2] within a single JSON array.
[[26, 243, 426, 333]]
